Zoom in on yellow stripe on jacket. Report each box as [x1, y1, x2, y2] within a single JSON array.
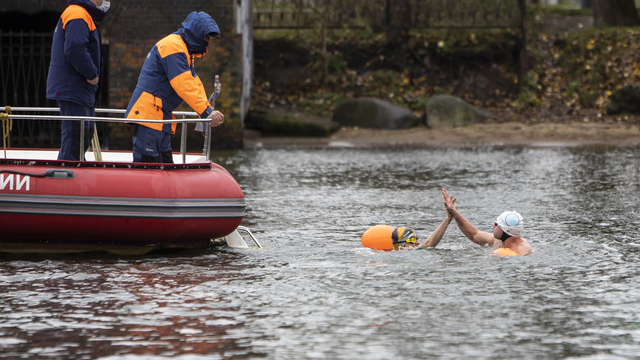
[[157, 35, 211, 116], [61, 5, 97, 31], [169, 72, 210, 116]]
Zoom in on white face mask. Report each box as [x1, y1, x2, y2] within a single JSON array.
[[98, 1, 110, 12]]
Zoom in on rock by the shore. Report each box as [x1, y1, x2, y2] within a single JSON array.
[[332, 98, 419, 129], [606, 84, 640, 115], [245, 109, 339, 137], [426, 95, 492, 128]]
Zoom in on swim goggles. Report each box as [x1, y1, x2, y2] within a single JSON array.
[[392, 227, 418, 245]]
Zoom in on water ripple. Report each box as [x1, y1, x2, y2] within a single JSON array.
[[1, 148, 640, 358]]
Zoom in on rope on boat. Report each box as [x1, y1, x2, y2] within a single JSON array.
[[1, 106, 12, 158], [92, 125, 102, 162]]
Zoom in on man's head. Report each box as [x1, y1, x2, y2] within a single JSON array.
[[493, 211, 523, 240], [392, 227, 419, 249], [204, 32, 221, 45], [180, 12, 221, 55], [90, 0, 110, 12]]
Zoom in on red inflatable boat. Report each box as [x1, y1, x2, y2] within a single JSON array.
[[0, 150, 245, 253], [0, 149, 245, 254], [0, 107, 252, 254]]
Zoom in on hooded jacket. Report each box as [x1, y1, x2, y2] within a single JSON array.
[[46, 0, 105, 107], [125, 12, 221, 133]]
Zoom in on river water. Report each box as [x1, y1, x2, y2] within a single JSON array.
[[1, 146, 640, 359]]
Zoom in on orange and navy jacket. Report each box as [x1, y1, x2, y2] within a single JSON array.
[[125, 12, 221, 133], [46, 0, 105, 107]]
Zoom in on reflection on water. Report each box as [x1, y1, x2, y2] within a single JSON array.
[[2, 147, 640, 359]]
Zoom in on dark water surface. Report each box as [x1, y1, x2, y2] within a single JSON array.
[[2, 147, 640, 359]]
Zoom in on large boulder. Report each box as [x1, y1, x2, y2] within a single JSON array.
[[245, 109, 339, 137], [426, 95, 492, 128], [606, 84, 640, 115], [332, 98, 419, 129]]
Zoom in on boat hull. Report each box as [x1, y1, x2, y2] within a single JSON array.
[[0, 158, 245, 253]]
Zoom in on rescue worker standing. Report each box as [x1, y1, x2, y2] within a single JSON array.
[[125, 11, 225, 163], [47, 0, 110, 161]]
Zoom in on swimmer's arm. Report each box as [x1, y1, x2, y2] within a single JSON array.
[[443, 188, 494, 246], [450, 210, 495, 246], [420, 197, 457, 248], [418, 214, 453, 248]]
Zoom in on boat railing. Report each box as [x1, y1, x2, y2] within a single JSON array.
[[218, 226, 262, 248], [0, 106, 215, 164]]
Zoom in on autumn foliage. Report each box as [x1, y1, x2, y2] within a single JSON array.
[[252, 10, 640, 124]]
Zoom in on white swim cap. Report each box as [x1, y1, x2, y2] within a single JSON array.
[[496, 211, 523, 236]]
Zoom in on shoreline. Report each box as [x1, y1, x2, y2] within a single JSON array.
[[243, 122, 640, 149]]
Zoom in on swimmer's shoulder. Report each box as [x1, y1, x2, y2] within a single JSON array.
[[512, 237, 532, 255], [492, 237, 532, 256]]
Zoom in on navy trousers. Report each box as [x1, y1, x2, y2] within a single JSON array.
[[132, 124, 174, 163], [57, 101, 95, 161]]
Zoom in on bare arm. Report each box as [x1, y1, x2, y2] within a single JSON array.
[[418, 207, 454, 249], [442, 188, 496, 247]]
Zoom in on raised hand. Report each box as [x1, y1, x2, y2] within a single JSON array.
[[442, 188, 457, 215], [446, 196, 457, 219]]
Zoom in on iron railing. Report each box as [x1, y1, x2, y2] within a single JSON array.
[[0, 31, 110, 148], [2, 107, 212, 164], [0, 31, 53, 108], [0, 31, 56, 147]]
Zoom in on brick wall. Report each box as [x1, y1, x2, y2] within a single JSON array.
[[0, 1, 66, 15], [104, 0, 244, 149]]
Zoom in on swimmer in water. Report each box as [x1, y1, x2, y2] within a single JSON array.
[[361, 198, 457, 251], [442, 188, 532, 256]]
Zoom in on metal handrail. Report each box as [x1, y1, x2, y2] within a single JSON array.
[[7, 114, 198, 124], [2, 106, 208, 163], [6, 107, 199, 117], [236, 226, 262, 248]]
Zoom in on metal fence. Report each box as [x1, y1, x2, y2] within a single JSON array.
[[253, 0, 525, 30], [0, 31, 110, 148], [0, 31, 59, 147], [0, 31, 53, 108]]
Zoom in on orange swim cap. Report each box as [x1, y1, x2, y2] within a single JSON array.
[[361, 225, 395, 250]]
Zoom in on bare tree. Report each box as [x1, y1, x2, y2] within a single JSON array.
[[592, 0, 640, 27], [293, 0, 338, 84]]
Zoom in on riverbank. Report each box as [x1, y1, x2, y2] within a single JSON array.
[[249, 10, 640, 150], [244, 121, 640, 149]]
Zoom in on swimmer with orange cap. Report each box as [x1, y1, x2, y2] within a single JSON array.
[[361, 198, 456, 251], [442, 188, 532, 256]]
